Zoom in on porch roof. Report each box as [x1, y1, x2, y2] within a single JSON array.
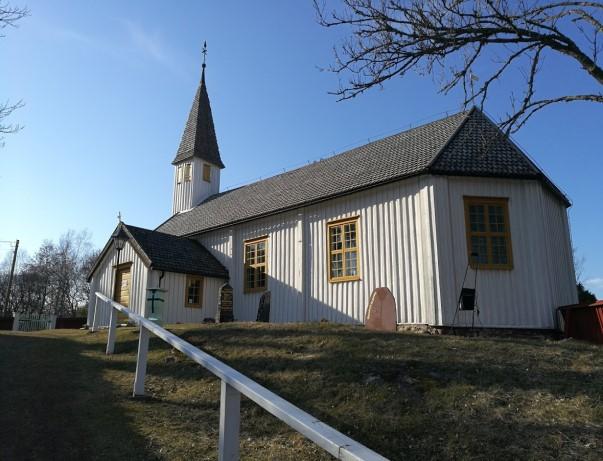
[[87, 223, 229, 281]]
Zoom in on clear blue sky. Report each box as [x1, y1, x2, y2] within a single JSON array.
[[1, 1, 601, 297]]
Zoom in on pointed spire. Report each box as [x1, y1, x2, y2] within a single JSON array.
[[172, 41, 225, 168]]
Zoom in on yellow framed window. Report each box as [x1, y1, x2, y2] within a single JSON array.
[[184, 163, 192, 182], [328, 217, 360, 282], [464, 197, 513, 270], [185, 275, 203, 308], [203, 163, 211, 182], [244, 237, 268, 293]]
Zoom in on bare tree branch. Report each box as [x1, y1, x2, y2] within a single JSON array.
[[0, 2, 29, 144], [315, 0, 603, 133]]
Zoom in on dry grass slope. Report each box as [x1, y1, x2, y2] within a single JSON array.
[[0, 323, 601, 460]]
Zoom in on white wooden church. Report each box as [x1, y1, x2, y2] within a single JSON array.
[[87, 60, 577, 330]]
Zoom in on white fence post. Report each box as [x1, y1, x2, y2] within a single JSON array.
[[12, 313, 19, 331], [106, 306, 117, 355], [94, 292, 389, 461], [133, 326, 150, 397], [218, 380, 241, 461], [91, 296, 99, 332]]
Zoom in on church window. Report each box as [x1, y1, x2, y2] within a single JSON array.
[[184, 163, 192, 182], [185, 275, 203, 308], [244, 237, 268, 293], [464, 197, 513, 270], [177, 165, 183, 184], [328, 217, 360, 282]]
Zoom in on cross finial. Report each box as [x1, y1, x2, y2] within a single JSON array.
[[117, 211, 122, 223], [202, 41, 207, 69]]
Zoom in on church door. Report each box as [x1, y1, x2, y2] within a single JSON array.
[[114, 264, 131, 322]]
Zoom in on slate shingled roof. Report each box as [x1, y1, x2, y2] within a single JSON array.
[[172, 67, 225, 168], [87, 223, 229, 281], [125, 224, 228, 278], [158, 108, 568, 237]]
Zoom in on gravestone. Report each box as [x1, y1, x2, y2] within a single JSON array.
[[365, 287, 397, 332], [217, 283, 234, 323], [256, 291, 271, 322]]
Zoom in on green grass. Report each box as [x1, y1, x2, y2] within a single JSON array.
[[0, 323, 601, 460]]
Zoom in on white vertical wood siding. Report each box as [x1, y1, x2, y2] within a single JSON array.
[[433, 177, 577, 329], [304, 177, 438, 324], [147, 270, 223, 323], [199, 178, 439, 325], [198, 211, 304, 323], [86, 241, 149, 326], [172, 159, 220, 214], [91, 175, 574, 329]]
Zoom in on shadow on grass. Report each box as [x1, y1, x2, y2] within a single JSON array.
[[104, 324, 602, 399], [0, 332, 160, 461], [83, 323, 602, 460]]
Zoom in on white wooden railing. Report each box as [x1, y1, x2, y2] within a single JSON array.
[[93, 292, 389, 461]]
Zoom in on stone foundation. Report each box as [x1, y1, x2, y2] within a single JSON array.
[[396, 323, 560, 339]]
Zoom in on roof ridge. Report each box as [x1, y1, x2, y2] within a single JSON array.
[[426, 108, 475, 171]]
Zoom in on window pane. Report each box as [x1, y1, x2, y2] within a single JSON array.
[[345, 251, 357, 276], [491, 236, 508, 265], [245, 244, 256, 265], [187, 279, 200, 304], [330, 252, 343, 278], [256, 241, 265, 263], [344, 223, 356, 249], [329, 226, 342, 251], [470, 236, 488, 264], [488, 205, 506, 233], [257, 266, 266, 288], [246, 267, 255, 288], [469, 205, 486, 232]]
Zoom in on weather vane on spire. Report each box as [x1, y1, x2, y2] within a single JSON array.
[[202, 41, 207, 69]]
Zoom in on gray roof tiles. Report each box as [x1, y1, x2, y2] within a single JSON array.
[[172, 68, 225, 168], [125, 224, 228, 278], [158, 108, 567, 237]]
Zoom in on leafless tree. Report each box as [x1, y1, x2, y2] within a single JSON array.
[[1, 2, 29, 142], [0, 230, 98, 317], [315, 0, 603, 132], [573, 245, 586, 282]]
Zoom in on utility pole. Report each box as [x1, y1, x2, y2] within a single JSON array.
[[3, 239, 19, 313]]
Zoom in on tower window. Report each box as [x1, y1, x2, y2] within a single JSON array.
[[177, 165, 183, 184], [203, 163, 211, 182], [184, 163, 192, 182]]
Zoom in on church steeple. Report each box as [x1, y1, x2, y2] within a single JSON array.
[[171, 43, 224, 215], [172, 42, 224, 168]]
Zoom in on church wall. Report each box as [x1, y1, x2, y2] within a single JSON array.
[[146, 270, 224, 324], [198, 176, 440, 325], [198, 210, 304, 323], [87, 241, 149, 327], [303, 176, 439, 324], [433, 176, 577, 329]]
